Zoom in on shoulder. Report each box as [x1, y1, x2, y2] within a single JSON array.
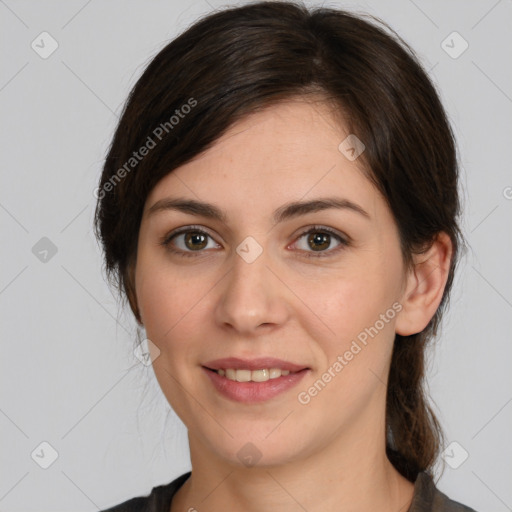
[[410, 472, 479, 512], [100, 472, 191, 512]]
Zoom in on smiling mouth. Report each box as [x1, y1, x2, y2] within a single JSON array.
[[202, 365, 310, 403], [203, 367, 305, 382]]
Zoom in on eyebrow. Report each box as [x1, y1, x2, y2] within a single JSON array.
[[147, 196, 370, 224]]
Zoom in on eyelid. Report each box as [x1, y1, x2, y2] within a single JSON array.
[[160, 224, 350, 257], [293, 224, 350, 244], [290, 225, 350, 258], [160, 224, 220, 247]]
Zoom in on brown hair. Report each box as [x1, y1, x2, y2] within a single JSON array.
[[94, 0, 462, 482]]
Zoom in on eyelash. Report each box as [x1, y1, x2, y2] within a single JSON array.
[[160, 224, 349, 259]]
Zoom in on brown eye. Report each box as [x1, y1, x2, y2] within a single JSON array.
[[307, 232, 331, 251], [161, 226, 220, 257], [293, 226, 348, 258], [183, 232, 208, 251]]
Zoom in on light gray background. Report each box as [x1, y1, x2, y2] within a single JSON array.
[[1, 0, 511, 510]]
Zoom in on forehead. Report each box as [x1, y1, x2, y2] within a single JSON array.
[[145, 99, 381, 219], [188, 98, 353, 174]]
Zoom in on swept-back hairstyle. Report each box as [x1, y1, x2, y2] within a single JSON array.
[[94, 0, 462, 482]]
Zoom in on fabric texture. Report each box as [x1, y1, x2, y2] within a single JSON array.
[[101, 470, 478, 512]]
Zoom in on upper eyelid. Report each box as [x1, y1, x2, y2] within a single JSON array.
[[163, 224, 348, 247], [291, 227, 349, 251], [164, 225, 220, 243]]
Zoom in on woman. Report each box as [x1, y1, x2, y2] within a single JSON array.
[[96, 1, 477, 510]]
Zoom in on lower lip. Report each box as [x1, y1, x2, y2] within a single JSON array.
[[203, 367, 309, 403]]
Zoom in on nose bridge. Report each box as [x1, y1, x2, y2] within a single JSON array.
[[215, 236, 288, 332]]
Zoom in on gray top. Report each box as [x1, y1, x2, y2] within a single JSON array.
[[101, 470, 479, 511]]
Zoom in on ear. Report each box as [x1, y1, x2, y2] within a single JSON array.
[[124, 262, 143, 325], [395, 232, 453, 336]]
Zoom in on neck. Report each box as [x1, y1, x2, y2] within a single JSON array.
[[171, 422, 415, 512]]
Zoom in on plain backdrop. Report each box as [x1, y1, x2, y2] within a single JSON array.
[[1, 0, 511, 510]]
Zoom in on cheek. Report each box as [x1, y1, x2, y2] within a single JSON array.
[[134, 254, 217, 362], [298, 276, 399, 416], [135, 255, 189, 343], [301, 262, 401, 387], [304, 265, 400, 338]]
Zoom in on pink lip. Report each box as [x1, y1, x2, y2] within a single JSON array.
[[202, 366, 310, 403], [203, 357, 308, 372]]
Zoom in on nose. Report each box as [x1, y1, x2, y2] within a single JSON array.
[[214, 242, 290, 335]]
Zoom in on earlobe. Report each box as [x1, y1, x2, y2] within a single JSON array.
[[395, 232, 453, 336]]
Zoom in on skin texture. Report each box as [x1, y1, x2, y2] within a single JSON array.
[[132, 98, 452, 512]]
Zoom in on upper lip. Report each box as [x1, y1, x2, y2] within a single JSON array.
[[203, 357, 309, 372]]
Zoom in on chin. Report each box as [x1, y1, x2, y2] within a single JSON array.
[[198, 428, 307, 470]]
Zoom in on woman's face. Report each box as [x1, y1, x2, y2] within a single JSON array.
[[134, 99, 409, 468]]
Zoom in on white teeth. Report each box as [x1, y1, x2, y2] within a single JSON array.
[[235, 369, 251, 382], [252, 369, 269, 382], [216, 368, 292, 382], [269, 368, 283, 379]]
